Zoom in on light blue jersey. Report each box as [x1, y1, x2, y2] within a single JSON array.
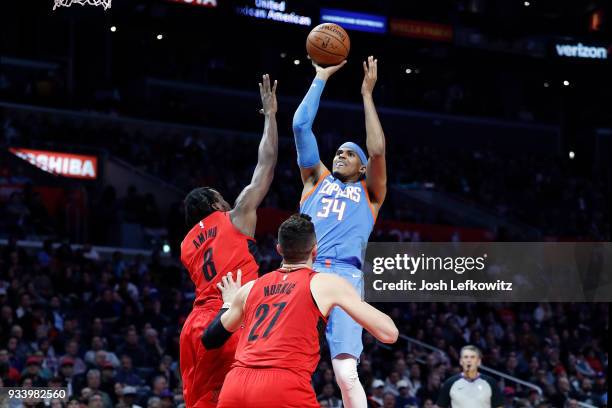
[[300, 171, 375, 270]]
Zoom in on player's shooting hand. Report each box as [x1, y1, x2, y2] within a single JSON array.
[[313, 59, 347, 81], [217, 269, 242, 304], [259, 74, 278, 115], [361, 56, 378, 96]]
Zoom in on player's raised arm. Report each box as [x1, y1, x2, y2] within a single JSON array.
[[310, 273, 398, 344], [231, 74, 278, 237], [292, 60, 346, 192], [362, 56, 387, 213]]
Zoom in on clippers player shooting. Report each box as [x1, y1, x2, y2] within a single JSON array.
[[201, 214, 398, 408], [179, 74, 278, 408], [292, 56, 387, 407]]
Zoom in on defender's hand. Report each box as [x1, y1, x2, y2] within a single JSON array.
[[259, 74, 278, 115], [217, 269, 242, 304], [361, 56, 378, 96], [313, 60, 347, 81]]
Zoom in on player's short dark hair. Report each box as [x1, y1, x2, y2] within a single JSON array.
[[278, 214, 316, 263], [460, 345, 482, 359], [184, 187, 218, 228]]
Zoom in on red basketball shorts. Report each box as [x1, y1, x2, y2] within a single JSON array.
[[218, 366, 319, 408], [180, 306, 240, 408]]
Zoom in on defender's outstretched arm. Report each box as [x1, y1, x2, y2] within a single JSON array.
[[231, 74, 278, 237]]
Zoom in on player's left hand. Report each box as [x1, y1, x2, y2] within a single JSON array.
[[361, 56, 378, 96], [217, 269, 242, 304], [259, 74, 278, 115]]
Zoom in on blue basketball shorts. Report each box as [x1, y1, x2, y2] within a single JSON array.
[[314, 263, 364, 360]]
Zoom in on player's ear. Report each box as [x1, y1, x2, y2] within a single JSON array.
[[359, 165, 366, 176], [276, 243, 283, 257]]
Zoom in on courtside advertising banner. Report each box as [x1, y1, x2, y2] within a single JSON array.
[[166, 0, 218, 7], [389, 18, 453, 42], [364, 242, 612, 302], [9, 147, 98, 180]]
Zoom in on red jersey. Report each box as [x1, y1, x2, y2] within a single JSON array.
[[234, 268, 326, 378], [180, 211, 260, 308]]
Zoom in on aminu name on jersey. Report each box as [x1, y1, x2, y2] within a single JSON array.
[[191, 223, 217, 250]]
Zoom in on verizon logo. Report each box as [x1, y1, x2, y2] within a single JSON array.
[[9, 148, 98, 180], [555, 43, 608, 59]]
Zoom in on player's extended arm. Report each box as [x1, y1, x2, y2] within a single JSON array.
[[311, 273, 398, 344], [201, 280, 254, 349], [231, 74, 278, 237], [292, 61, 346, 191], [362, 56, 387, 211]]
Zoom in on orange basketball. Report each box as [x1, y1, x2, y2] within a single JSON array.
[[306, 23, 350, 66]]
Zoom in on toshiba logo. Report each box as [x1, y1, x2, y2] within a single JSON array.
[[9, 148, 98, 180]]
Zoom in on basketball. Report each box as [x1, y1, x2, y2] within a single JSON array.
[[306, 23, 350, 66]]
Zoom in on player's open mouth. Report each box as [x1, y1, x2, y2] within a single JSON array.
[[336, 162, 346, 167]]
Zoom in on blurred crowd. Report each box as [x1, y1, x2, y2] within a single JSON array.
[[1, 106, 609, 244], [0, 240, 608, 407]]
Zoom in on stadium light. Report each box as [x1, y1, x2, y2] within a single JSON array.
[[569, 151, 575, 159], [524, 1, 530, 6], [405, 68, 412, 74], [110, 26, 117, 32], [157, 34, 164, 40], [294, 59, 301, 65], [163, 244, 171, 253], [543, 81, 550, 88], [280, 52, 287, 58], [563, 80, 570, 86]]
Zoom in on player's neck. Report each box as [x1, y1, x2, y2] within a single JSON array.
[[280, 259, 313, 271], [463, 370, 479, 380]]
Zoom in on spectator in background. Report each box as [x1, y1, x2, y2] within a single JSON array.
[[61, 340, 87, 375], [116, 385, 142, 408], [395, 380, 417, 408], [384, 371, 402, 397], [115, 355, 143, 386], [82, 369, 112, 408], [368, 379, 385, 407], [317, 383, 342, 408], [116, 329, 144, 367]]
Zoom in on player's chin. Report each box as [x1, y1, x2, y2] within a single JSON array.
[[332, 169, 347, 180]]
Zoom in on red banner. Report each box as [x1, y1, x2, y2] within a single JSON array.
[[389, 18, 453, 42], [9, 148, 98, 180]]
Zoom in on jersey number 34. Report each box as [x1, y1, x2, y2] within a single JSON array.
[[316, 198, 346, 221]]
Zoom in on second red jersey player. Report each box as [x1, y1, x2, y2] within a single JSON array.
[[203, 214, 399, 408], [218, 267, 325, 408]]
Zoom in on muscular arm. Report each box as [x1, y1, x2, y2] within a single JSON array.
[[292, 61, 345, 195], [231, 75, 278, 237], [292, 77, 327, 189], [310, 273, 398, 344], [362, 56, 387, 210]]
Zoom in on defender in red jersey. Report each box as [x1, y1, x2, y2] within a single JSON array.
[[202, 214, 399, 408], [179, 74, 278, 408]]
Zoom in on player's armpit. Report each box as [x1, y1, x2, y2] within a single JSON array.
[[311, 274, 398, 344]]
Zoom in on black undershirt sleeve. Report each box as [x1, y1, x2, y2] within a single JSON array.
[[201, 307, 231, 349]]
